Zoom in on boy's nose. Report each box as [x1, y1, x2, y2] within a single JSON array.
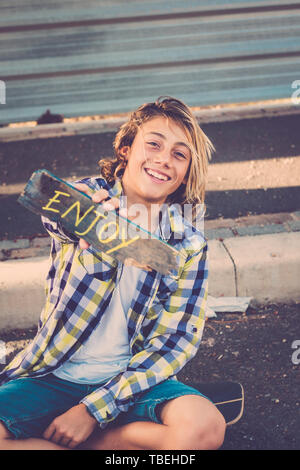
[[154, 150, 171, 165]]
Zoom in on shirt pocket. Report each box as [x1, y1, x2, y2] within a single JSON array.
[[78, 247, 118, 281]]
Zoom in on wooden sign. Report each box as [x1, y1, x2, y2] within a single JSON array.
[[18, 169, 181, 275]]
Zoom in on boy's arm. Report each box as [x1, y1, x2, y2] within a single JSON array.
[[80, 243, 208, 427]]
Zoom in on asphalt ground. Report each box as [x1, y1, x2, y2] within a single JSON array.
[[1, 113, 300, 239], [178, 302, 300, 450], [1, 302, 299, 450]]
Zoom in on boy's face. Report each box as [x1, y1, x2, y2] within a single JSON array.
[[121, 116, 191, 207]]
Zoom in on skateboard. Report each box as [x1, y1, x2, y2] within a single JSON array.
[[189, 381, 244, 425], [18, 169, 182, 275]]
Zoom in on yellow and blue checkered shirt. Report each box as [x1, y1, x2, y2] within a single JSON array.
[[0, 176, 208, 427]]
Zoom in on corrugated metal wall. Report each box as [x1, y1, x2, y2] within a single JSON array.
[[1, 0, 300, 124]]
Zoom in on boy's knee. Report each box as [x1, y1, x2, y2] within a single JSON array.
[[0, 421, 12, 439], [160, 395, 226, 450], [0, 421, 14, 448], [196, 412, 226, 450], [171, 408, 226, 450]]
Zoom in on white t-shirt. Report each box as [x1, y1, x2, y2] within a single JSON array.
[[53, 264, 141, 384]]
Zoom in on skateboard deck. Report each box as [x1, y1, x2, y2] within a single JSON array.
[[18, 169, 182, 275], [189, 381, 244, 425]]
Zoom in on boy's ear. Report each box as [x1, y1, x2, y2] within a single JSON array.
[[120, 146, 130, 159]]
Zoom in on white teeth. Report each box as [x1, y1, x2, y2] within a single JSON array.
[[146, 169, 169, 181]]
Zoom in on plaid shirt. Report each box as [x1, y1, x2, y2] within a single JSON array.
[[0, 176, 208, 427]]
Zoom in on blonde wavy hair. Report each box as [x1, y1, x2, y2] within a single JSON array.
[[99, 96, 214, 213]]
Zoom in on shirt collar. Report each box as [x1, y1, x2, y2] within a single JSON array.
[[108, 178, 123, 198], [159, 203, 185, 242]]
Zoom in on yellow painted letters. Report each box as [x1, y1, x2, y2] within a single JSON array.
[[42, 190, 70, 213], [61, 201, 95, 226], [98, 221, 119, 244], [75, 209, 106, 237], [106, 227, 140, 254]]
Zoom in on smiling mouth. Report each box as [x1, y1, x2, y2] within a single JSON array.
[[144, 168, 171, 182]]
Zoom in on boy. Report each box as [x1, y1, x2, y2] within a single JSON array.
[[0, 96, 226, 450]]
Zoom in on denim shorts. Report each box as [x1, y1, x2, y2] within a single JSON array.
[[0, 374, 208, 439]]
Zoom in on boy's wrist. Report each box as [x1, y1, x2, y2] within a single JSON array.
[[77, 403, 98, 424]]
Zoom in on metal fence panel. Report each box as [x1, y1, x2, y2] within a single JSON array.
[[0, 1, 300, 124]]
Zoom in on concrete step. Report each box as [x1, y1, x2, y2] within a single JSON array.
[[0, 228, 299, 331]]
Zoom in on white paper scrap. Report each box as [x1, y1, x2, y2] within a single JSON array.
[[206, 295, 252, 318]]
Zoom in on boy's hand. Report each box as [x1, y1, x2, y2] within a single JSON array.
[[73, 183, 121, 250], [43, 403, 98, 449]]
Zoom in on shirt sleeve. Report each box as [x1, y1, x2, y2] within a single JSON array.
[[80, 242, 209, 427], [41, 217, 79, 244]]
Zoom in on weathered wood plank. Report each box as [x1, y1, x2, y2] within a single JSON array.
[[17, 169, 182, 276]]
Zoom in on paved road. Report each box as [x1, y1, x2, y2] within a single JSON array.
[[178, 302, 300, 450], [0, 114, 300, 239], [1, 302, 299, 450]]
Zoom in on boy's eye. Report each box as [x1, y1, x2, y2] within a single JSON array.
[[146, 141, 187, 159], [175, 151, 186, 159], [147, 141, 159, 148]]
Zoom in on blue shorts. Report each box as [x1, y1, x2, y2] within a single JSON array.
[[0, 374, 208, 439]]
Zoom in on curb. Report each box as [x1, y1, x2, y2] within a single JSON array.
[[209, 231, 300, 303], [0, 230, 299, 332], [1, 211, 300, 262]]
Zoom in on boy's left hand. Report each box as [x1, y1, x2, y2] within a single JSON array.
[[43, 403, 98, 449]]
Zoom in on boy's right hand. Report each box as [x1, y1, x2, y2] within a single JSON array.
[[73, 183, 121, 250], [73, 183, 151, 271]]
